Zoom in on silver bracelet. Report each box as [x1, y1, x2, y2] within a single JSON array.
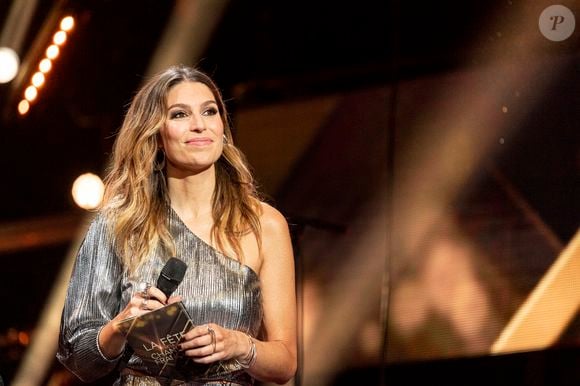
[[235, 333, 257, 369]]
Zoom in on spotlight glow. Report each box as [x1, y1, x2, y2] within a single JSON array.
[[18, 100, 30, 115], [0, 47, 20, 83], [39, 58, 52, 73], [53, 31, 67, 46], [72, 173, 104, 210], [24, 86, 38, 101], [60, 16, 75, 31], [31, 72, 45, 88], [46, 45, 59, 60]]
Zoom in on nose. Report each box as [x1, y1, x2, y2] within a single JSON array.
[[189, 113, 206, 132]]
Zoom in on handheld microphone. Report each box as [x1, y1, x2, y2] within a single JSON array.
[[119, 257, 187, 366], [156, 257, 187, 297]]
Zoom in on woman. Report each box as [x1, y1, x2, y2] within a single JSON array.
[[57, 65, 297, 385]]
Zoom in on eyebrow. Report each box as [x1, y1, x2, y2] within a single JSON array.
[[167, 100, 218, 110]]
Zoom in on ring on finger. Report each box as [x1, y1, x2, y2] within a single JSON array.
[[141, 282, 151, 298], [207, 325, 217, 353]]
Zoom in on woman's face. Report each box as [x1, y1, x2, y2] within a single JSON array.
[[160, 81, 225, 175]]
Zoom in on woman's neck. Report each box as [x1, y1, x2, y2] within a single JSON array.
[[166, 165, 216, 220]]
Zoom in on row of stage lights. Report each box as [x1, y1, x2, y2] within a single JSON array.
[[1, 13, 104, 211], [5, 16, 104, 211], [17, 15, 75, 115], [0, 14, 105, 210]]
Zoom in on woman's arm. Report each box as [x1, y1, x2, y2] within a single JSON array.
[[57, 214, 126, 382], [245, 203, 297, 383], [180, 203, 297, 383]]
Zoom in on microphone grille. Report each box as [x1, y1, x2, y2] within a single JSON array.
[[157, 257, 187, 296]]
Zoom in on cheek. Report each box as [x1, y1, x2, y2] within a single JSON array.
[[212, 120, 225, 136], [160, 125, 181, 146]]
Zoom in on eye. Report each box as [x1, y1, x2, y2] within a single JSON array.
[[202, 107, 219, 116], [169, 110, 188, 119]]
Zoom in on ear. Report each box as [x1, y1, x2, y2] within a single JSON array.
[[156, 132, 164, 149]]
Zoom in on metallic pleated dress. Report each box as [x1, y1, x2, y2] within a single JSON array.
[[57, 208, 263, 385]]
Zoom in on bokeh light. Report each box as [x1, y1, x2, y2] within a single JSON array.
[[71, 173, 105, 210], [0, 47, 20, 83]]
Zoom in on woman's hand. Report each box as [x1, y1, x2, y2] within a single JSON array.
[[98, 284, 182, 360], [179, 324, 251, 364], [110, 284, 182, 334]]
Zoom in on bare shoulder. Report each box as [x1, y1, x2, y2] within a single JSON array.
[[257, 201, 294, 270], [258, 201, 290, 236]]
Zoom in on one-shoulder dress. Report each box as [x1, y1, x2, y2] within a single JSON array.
[[57, 208, 263, 385]]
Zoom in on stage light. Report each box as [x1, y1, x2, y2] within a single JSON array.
[[71, 173, 104, 210], [18, 100, 30, 115], [24, 85, 37, 101], [16, 14, 76, 115], [39, 58, 52, 73], [31, 72, 45, 88], [0, 47, 20, 83], [53, 30, 67, 46], [60, 16, 75, 32], [45, 44, 59, 60]]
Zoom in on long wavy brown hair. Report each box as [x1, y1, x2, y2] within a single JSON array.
[[100, 65, 262, 272]]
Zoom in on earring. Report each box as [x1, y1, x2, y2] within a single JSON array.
[[223, 134, 229, 145], [154, 149, 166, 172]]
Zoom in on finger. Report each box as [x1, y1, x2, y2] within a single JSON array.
[[131, 294, 146, 309], [207, 325, 217, 354], [138, 296, 166, 311], [182, 324, 214, 340], [183, 341, 224, 361], [180, 333, 213, 351], [167, 295, 183, 304], [182, 344, 215, 358], [147, 286, 169, 304], [191, 343, 225, 363], [191, 352, 223, 363], [136, 282, 152, 297]]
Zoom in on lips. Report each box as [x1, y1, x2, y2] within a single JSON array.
[[185, 137, 213, 146]]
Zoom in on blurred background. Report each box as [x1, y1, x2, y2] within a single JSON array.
[[0, 0, 578, 385]]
